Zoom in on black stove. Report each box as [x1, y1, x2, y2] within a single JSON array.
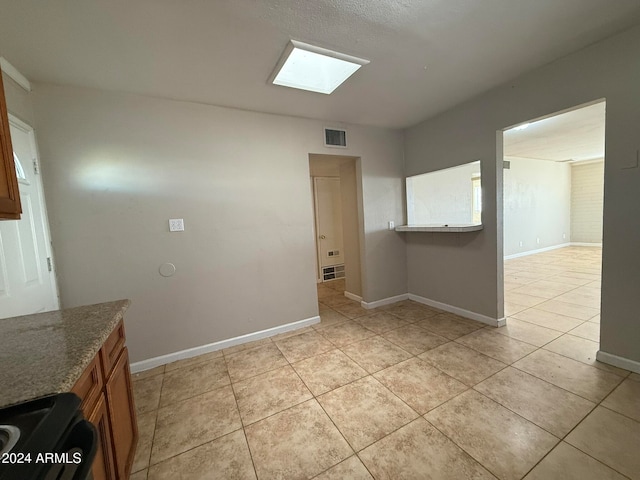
[[0, 393, 96, 480]]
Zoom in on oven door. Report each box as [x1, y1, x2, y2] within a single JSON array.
[[42, 419, 97, 480]]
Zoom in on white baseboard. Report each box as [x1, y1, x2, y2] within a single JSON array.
[[504, 242, 603, 260], [361, 293, 409, 310], [408, 293, 505, 327], [504, 243, 571, 260], [130, 315, 320, 373], [596, 350, 640, 374], [344, 291, 362, 302]]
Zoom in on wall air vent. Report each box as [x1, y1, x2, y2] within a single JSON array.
[[324, 128, 347, 148], [322, 264, 345, 282]]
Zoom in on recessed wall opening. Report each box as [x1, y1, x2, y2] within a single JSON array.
[[501, 100, 605, 340], [308, 154, 363, 302]]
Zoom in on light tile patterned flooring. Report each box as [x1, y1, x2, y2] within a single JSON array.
[[130, 246, 640, 480]]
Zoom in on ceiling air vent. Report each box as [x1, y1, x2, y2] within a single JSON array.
[[324, 128, 347, 148]]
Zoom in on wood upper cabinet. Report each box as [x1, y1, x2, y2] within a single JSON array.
[[0, 72, 22, 220], [72, 319, 138, 480]]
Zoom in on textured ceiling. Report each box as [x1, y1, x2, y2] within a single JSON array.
[[504, 102, 605, 162], [0, 1, 639, 128]]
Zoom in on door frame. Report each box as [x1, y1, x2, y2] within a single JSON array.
[[8, 113, 60, 310], [498, 98, 606, 324], [308, 154, 365, 297], [312, 176, 344, 282], [312, 176, 325, 282]]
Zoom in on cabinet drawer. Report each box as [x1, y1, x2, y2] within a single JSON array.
[[100, 320, 126, 377], [71, 355, 103, 416]]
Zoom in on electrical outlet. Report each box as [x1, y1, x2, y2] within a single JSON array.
[[169, 219, 185, 232], [563, 233, 566, 239], [519, 241, 523, 247], [536, 237, 540, 244], [388, 221, 395, 230]]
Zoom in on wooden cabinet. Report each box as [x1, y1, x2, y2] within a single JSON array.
[[105, 347, 137, 479], [0, 72, 22, 220], [87, 393, 116, 480], [72, 319, 138, 480]]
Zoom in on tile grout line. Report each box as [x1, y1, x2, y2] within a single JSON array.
[[139, 248, 634, 478], [503, 250, 636, 478], [221, 346, 260, 480]]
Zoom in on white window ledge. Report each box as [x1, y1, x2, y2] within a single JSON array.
[[395, 224, 483, 233]]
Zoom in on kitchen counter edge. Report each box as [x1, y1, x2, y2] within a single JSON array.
[[0, 300, 131, 408]]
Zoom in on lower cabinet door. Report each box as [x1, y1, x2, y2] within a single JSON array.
[[105, 347, 139, 479], [88, 393, 116, 480]]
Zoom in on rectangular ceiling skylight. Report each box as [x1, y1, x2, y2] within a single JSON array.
[[270, 40, 369, 95]]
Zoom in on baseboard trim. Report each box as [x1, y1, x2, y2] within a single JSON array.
[[504, 243, 571, 260], [344, 291, 362, 302], [504, 242, 603, 259], [130, 315, 320, 373], [361, 293, 409, 310], [408, 293, 505, 327], [596, 350, 640, 374]]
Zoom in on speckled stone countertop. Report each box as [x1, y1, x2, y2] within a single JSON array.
[[0, 300, 130, 408]]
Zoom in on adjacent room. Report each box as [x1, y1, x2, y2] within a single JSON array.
[[0, 2, 639, 480], [503, 102, 605, 341]]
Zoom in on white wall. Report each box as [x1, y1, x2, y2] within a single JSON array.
[[32, 84, 405, 363], [504, 157, 571, 256], [571, 160, 604, 244], [340, 161, 362, 297], [407, 161, 480, 225], [404, 25, 640, 365]]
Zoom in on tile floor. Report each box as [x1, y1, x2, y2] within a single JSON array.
[[130, 246, 640, 480]]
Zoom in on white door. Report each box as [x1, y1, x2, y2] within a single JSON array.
[[313, 177, 344, 273], [0, 115, 59, 318]]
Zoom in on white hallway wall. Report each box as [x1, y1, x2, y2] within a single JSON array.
[[571, 160, 604, 244], [32, 84, 406, 363], [503, 157, 571, 257], [404, 25, 640, 365]]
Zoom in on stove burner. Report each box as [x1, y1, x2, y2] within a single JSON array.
[[0, 425, 20, 456]]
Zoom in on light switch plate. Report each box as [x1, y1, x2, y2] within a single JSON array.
[[169, 219, 185, 232]]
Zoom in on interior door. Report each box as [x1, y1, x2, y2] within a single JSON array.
[[0, 116, 59, 318], [313, 177, 344, 270]]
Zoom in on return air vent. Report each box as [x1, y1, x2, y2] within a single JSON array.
[[324, 128, 347, 148], [322, 264, 345, 282]]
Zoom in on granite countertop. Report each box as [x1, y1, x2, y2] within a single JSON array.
[[0, 299, 130, 408]]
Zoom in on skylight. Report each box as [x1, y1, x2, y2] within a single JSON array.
[[270, 40, 369, 95]]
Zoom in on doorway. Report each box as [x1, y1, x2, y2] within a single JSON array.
[[0, 115, 59, 318], [309, 154, 363, 301], [501, 101, 605, 342], [314, 177, 345, 281]]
